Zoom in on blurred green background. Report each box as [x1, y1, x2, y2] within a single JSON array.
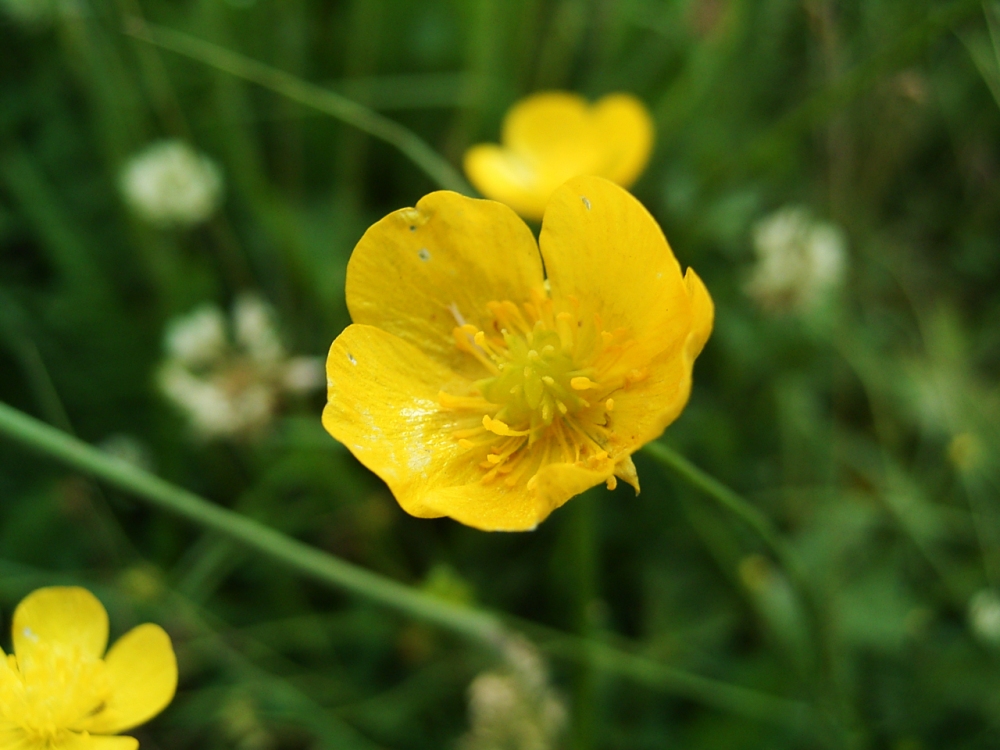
[[3, 0, 1000, 748]]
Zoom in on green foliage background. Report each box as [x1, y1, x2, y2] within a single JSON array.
[[3, 0, 1000, 748]]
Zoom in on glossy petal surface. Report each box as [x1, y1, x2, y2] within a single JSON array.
[[324, 325, 553, 530], [541, 176, 692, 356], [325, 180, 712, 531], [346, 191, 544, 378]]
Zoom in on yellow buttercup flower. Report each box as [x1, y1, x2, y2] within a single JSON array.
[[323, 176, 713, 532], [0, 587, 177, 750], [463, 92, 654, 221]]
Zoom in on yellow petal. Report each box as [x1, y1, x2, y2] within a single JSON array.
[[464, 92, 653, 220], [13, 587, 108, 663], [86, 738, 139, 750], [79, 625, 177, 735], [324, 325, 565, 531], [0, 724, 29, 750], [324, 324, 476, 520], [593, 93, 655, 188], [529, 460, 616, 521], [51, 734, 139, 750], [606, 340, 696, 449], [345, 191, 544, 378], [463, 145, 552, 222], [683, 267, 715, 359], [417, 481, 555, 532], [540, 176, 693, 358], [502, 91, 594, 158]]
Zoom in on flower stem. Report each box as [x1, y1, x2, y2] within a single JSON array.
[[642, 441, 797, 574], [123, 18, 475, 196], [0, 401, 813, 727]]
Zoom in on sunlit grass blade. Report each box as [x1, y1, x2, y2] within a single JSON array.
[[123, 18, 473, 195]]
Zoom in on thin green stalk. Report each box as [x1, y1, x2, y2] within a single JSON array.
[[0, 401, 809, 726], [509, 610, 814, 731], [0, 400, 501, 645], [123, 18, 473, 195], [642, 441, 795, 572], [569, 492, 598, 750], [643, 441, 857, 746]]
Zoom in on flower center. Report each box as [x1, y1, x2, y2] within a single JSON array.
[[441, 287, 647, 488], [0, 642, 112, 744]]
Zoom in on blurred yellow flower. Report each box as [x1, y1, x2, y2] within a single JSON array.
[[0, 586, 177, 750], [463, 92, 654, 221], [323, 176, 712, 531]]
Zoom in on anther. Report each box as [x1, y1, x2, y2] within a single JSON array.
[[570, 377, 596, 390], [541, 376, 555, 386], [605, 398, 614, 412], [483, 415, 530, 436]]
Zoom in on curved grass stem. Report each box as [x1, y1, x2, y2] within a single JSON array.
[[123, 18, 474, 196], [0, 401, 811, 728], [642, 441, 798, 572]]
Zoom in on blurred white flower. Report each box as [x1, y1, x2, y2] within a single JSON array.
[[158, 293, 322, 440], [745, 205, 847, 313], [969, 589, 1000, 646], [120, 140, 223, 228], [459, 637, 567, 750], [165, 305, 228, 367]]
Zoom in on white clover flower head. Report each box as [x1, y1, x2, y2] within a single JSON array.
[[158, 294, 322, 441], [745, 205, 847, 313], [969, 589, 1000, 646], [234, 293, 285, 366], [283, 356, 325, 394], [459, 638, 566, 750], [121, 140, 223, 228], [165, 305, 228, 367]]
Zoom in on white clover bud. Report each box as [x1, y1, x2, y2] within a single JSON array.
[[158, 293, 320, 441], [283, 357, 325, 394], [460, 638, 566, 750], [746, 206, 847, 313], [467, 673, 520, 726], [165, 305, 228, 367], [158, 364, 240, 438], [233, 294, 285, 367], [121, 140, 223, 228], [969, 589, 1000, 646]]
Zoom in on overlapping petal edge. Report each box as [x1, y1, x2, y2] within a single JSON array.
[[323, 176, 713, 532]]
